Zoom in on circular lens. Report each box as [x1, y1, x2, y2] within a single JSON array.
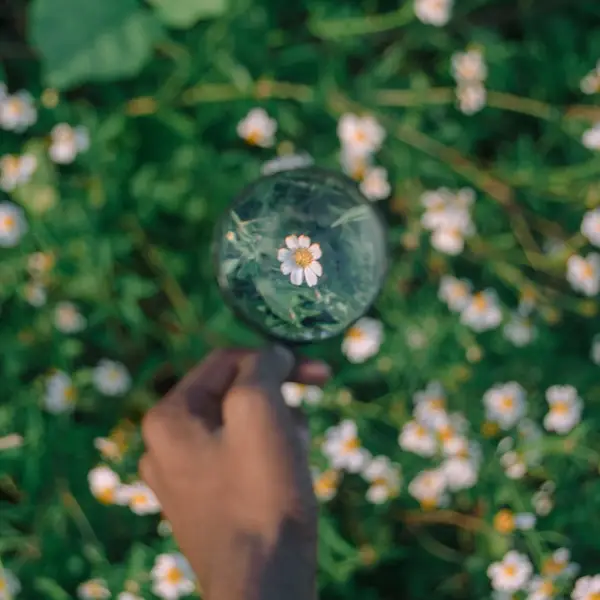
[[213, 168, 388, 343]]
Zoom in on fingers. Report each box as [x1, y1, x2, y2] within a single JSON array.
[[291, 359, 331, 387]]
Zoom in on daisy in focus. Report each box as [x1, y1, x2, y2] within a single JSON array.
[[438, 275, 472, 312], [0, 89, 37, 132], [151, 553, 196, 600], [277, 234, 323, 287], [341, 317, 383, 363], [0, 567, 21, 600], [93, 359, 132, 396], [88, 465, 124, 505], [362, 456, 402, 504], [581, 208, 600, 247], [0, 201, 28, 247], [77, 578, 110, 600], [483, 382, 527, 430], [0, 153, 37, 191], [322, 419, 370, 473], [543, 385, 583, 434], [54, 301, 87, 333], [281, 382, 322, 407], [460, 289, 503, 331], [492, 508, 536, 534], [567, 254, 600, 295], [44, 370, 77, 414], [360, 166, 391, 201], [414, 0, 453, 26], [49, 123, 90, 164], [487, 550, 533, 593], [337, 113, 386, 156], [408, 468, 448, 510], [119, 481, 161, 515], [582, 123, 600, 150], [236, 108, 277, 148]]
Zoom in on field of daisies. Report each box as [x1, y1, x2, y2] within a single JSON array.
[[2, 0, 600, 598]]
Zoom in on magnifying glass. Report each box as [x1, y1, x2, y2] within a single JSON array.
[[213, 167, 388, 344]]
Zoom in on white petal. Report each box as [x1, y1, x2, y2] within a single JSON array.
[[297, 235, 311, 248], [280, 261, 293, 275], [285, 235, 299, 249], [277, 248, 290, 262], [309, 261, 322, 277], [309, 243, 322, 259], [304, 268, 318, 287], [290, 267, 304, 286]]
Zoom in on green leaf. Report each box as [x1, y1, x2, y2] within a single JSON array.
[[29, 0, 162, 89], [148, 0, 228, 28]]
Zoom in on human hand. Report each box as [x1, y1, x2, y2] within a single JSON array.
[[140, 346, 331, 600]]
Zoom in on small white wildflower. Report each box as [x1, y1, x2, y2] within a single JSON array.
[[342, 317, 383, 363], [544, 385, 583, 434], [312, 468, 340, 502], [461, 289, 503, 331], [483, 382, 527, 429], [504, 313, 536, 347], [527, 576, 556, 600], [451, 49, 487, 82], [44, 370, 77, 414], [340, 148, 371, 180], [567, 253, 600, 295], [414, 0, 453, 26], [0, 153, 37, 191], [413, 381, 448, 429], [398, 420, 437, 457], [456, 83, 487, 115], [581, 208, 600, 247], [261, 152, 313, 176], [277, 234, 322, 287], [88, 465, 125, 505], [582, 123, 600, 150], [54, 301, 87, 333], [362, 456, 401, 504], [120, 481, 161, 515], [0, 201, 27, 247], [236, 108, 277, 148], [337, 113, 386, 156], [0, 567, 21, 600], [500, 450, 527, 479], [441, 456, 478, 491], [322, 419, 370, 473], [0, 90, 37, 132], [77, 578, 110, 600], [543, 548, 579, 580], [151, 553, 196, 600], [438, 275, 472, 312], [281, 382, 322, 407], [360, 166, 391, 201], [49, 123, 90, 164], [487, 551, 533, 593], [408, 468, 448, 509], [532, 490, 553, 516], [93, 359, 131, 396]]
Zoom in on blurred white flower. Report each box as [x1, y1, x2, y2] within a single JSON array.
[[441, 456, 478, 491], [0, 567, 21, 600], [503, 313, 536, 347], [532, 489, 554, 516], [398, 420, 437, 457], [430, 222, 471, 255], [340, 148, 371, 180], [117, 593, 143, 600], [544, 385, 583, 434], [151, 553, 196, 600], [582, 123, 600, 150], [500, 450, 527, 479], [0, 90, 37, 132], [542, 548, 579, 580], [322, 420, 370, 473], [451, 49, 487, 82], [312, 468, 340, 502], [408, 468, 448, 510], [24, 281, 47, 307], [360, 167, 391, 201], [77, 578, 110, 600], [93, 359, 131, 396], [49, 123, 90, 164], [438, 275, 472, 312], [0, 201, 28, 247], [581, 209, 600, 246], [236, 108, 277, 148], [456, 82, 487, 115], [581, 60, 600, 94], [572, 575, 600, 600], [88, 465, 125, 505], [414, 0, 453, 26], [54, 301, 87, 333], [120, 481, 161, 515], [277, 234, 323, 287], [413, 381, 448, 429], [488, 551, 533, 593], [0, 153, 37, 191], [342, 317, 383, 363], [567, 253, 600, 295], [362, 456, 401, 504], [591, 334, 600, 365], [461, 290, 503, 331], [527, 576, 556, 600], [337, 113, 385, 156], [281, 382, 322, 407], [483, 382, 527, 429], [44, 370, 77, 414], [261, 152, 313, 176]]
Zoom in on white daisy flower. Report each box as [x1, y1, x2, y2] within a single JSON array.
[[420, 188, 455, 229], [413, 381, 448, 429], [487, 551, 533, 593], [0, 153, 37, 191], [581, 61, 600, 95], [483, 382, 527, 429], [461, 289, 503, 331], [77, 578, 110, 600], [120, 481, 161, 515], [0, 90, 37, 132], [582, 123, 600, 150], [438, 275, 472, 312], [360, 166, 391, 201], [340, 147, 371, 181], [591, 334, 600, 365], [54, 301, 87, 333], [322, 419, 370, 473], [457, 82, 487, 115], [93, 359, 132, 396], [544, 385, 583, 434], [408, 468, 448, 510], [24, 281, 47, 307], [0, 567, 21, 600], [277, 234, 322, 287], [543, 548, 579, 580], [312, 468, 340, 502], [581, 208, 600, 247], [44, 370, 77, 414], [337, 113, 386, 156], [48, 123, 90, 164], [362, 456, 401, 504], [493, 508, 536, 534], [341, 317, 383, 363], [451, 49, 487, 82], [0, 201, 27, 247], [567, 253, 600, 295], [398, 420, 437, 457], [414, 0, 453, 26], [527, 576, 556, 600], [151, 553, 196, 600], [572, 575, 600, 600], [441, 456, 478, 491], [236, 108, 277, 148], [261, 152, 313, 176], [281, 382, 322, 407], [503, 313, 536, 347], [88, 465, 124, 505], [430, 222, 471, 255]]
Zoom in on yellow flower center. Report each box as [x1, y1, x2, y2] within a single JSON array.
[[0, 579, 6, 591], [493, 509, 515, 534], [1, 215, 15, 231], [166, 566, 183, 584], [542, 558, 565, 576], [450, 285, 467, 299], [86, 582, 105, 598], [372, 476, 388, 487], [353, 129, 368, 144], [294, 248, 313, 268], [131, 493, 148, 507], [97, 487, 115, 505], [64, 385, 76, 403], [581, 262, 594, 279], [588, 593, 600, 600], [429, 397, 445, 411], [499, 395, 515, 411], [245, 129, 262, 146], [2, 155, 19, 176], [437, 425, 454, 443], [6, 98, 24, 117], [502, 564, 517, 577], [472, 293, 488, 311], [415, 424, 428, 438], [552, 401, 570, 415], [540, 581, 555, 595], [346, 326, 364, 340], [314, 471, 338, 497], [420, 497, 437, 511], [342, 436, 360, 454]]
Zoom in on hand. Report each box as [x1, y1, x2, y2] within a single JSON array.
[[140, 346, 331, 600]]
